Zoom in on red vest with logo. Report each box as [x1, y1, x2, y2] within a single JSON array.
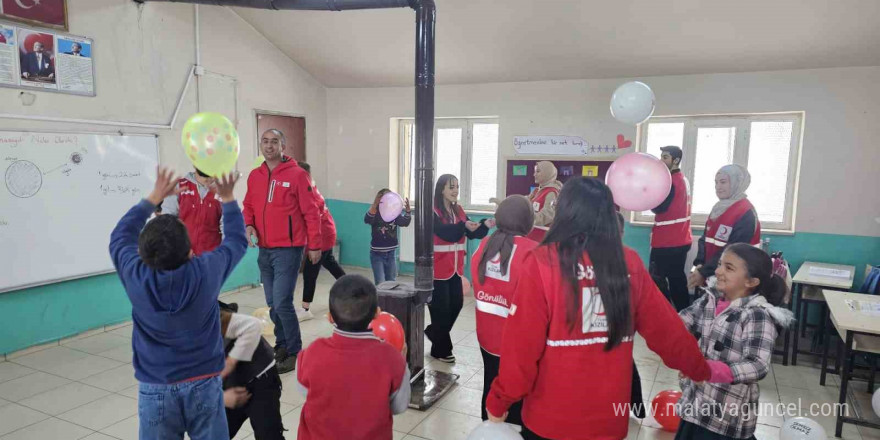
[[311, 182, 337, 251], [177, 178, 223, 256], [704, 198, 761, 262], [651, 171, 693, 248], [471, 235, 537, 355], [433, 205, 468, 280], [526, 186, 559, 242]]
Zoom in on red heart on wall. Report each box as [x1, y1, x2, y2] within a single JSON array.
[[617, 134, 632, 149]]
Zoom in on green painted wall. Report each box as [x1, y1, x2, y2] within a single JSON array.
[[0, 249, 260, 355]]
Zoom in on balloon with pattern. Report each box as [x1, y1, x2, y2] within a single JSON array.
[[181, 112, 240, 177]]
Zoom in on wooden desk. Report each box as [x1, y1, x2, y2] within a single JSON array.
[[790, 262, 855, 365], [820, 291, 880, 437]]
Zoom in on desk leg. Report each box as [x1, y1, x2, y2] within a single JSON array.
[[820, 306, 831, 386], [782, 325, 791, 366], [836, 330, 853, 438], [792, 283, 802, 366]]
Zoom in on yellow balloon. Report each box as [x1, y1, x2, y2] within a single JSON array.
[[181, 112, 240, 177], [253, 155, 265, 169]]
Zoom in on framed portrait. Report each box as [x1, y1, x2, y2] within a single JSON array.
[[0, 0, 68, 32]]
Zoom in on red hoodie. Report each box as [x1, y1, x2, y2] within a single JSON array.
[[243, 157, 322, 250], [487, 245, 710, 440], [310, 180, 337, 252]]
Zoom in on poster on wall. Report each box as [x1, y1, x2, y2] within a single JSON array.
[[0, 0, 67, 31], [0, 21, 94, 96]]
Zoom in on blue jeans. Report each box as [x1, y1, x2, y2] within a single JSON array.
[[370, 250, 398, 284], [258, 247, 303, 355], [138, 376, 228, 440]]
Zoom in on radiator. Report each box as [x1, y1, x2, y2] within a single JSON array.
[[399, 217, 416, 263]]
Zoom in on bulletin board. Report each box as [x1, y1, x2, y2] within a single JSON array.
[[505, 158, 613, 197]]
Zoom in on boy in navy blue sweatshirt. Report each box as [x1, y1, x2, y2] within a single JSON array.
[[109, 167, 248, 439]]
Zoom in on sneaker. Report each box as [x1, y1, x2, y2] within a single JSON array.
[[296, 307, 314, 322], [274, 346, 289, 362], [276, 355, 296, 374], [433, 355, 456, 364]]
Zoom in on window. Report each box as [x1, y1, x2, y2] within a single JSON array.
[[635, 113, 802, 231], [398, 118, 499, 210]]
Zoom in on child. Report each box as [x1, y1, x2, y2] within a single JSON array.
[[429, 174, 492, 363], [364, 188, 412, 284], [109, 168, 247, 439], [296, 274, 410, 440], [220, 308, 286, 440], [676, 243, 793, 440]]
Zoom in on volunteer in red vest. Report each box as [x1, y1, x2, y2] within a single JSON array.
[[485, 177, 711, 440], [297, 160, 345, 321], [162, 168, 224, 256], [243, 128, 323, 374], [650, 146, 693, 311], [428, 174, 491, 363], [688, 164, 761, 289], [471, 195, 536, 426], [525, 161, 562, 242]]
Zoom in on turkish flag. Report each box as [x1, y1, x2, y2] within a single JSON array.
[[1, 0, 66, 27]]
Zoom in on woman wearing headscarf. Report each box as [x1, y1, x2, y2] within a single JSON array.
[[688, 164, 761, 289], [526, 161, 564, 242], [471, 195, 537, 426]]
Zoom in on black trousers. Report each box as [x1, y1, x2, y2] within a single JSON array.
[[301, 249, 345, 304], [480, 348, 523, 425], [631, 361, 645, 418], [226, 367, 286, 440], [521, 424, 553, 440], [649, 244, 691, 312], [425, 275, 463, 358]]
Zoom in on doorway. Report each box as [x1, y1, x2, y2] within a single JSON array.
[[256, 112, 306, 161]]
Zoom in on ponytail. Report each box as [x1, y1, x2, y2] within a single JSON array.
[[762, 274, 787, 307], [724, 243, 787, 306]]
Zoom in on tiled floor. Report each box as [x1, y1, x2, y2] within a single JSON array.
[[2, 266, 879, 439]]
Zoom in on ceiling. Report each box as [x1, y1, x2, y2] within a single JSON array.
[[233, 0, 880, 88]]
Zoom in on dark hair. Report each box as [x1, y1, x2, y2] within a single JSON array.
[[723, 243, 786, 306], [616, 211, 625, 235], [660, 146, 683, 165], [477, 196, 533, 284], [329, 274, 379, 332], [298, 161, 311, 174], [195, 168, 210, 178], [138, 215, 191, 270], [543, 177, 631, 350], [433, 174, 459, 222]]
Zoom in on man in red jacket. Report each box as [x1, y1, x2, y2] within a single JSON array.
[[650, 146, 693, 311], [243, 129, 323, 374]]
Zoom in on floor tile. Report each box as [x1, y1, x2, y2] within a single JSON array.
[[0, 363, 36, 385], [99, 414, 138, 440], [80, 364, 138, 392], [44, 354, 124, 381], [10, 347, 89, 372], [18, 382, 110, 415], [0, 402, 50, 436], [0, 371, 71, 402], [57, 394, 138, 431], [438, 386, 483, 418], [0, 417, 93, 440], [410, 408, 482, 440], [393, 408, 434, 433], [95, 345, 133, 363], [63, 334, 131, 356], [80, 434, 119, 440]]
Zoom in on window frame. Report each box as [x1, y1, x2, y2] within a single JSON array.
[[633, 112, 803, 233], [397, 117, 500, 212]]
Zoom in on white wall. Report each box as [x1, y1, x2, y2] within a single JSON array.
[[0, 0, 328, 197], [326, 66, 880, 237]]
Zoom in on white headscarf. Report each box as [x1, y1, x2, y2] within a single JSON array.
[[709, 164, 751, 220]]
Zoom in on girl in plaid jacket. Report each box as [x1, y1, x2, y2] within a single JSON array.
[[676, 243, 794, 440]]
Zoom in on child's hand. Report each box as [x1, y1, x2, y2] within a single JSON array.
[[220, 357, 238, 379], [687, 269, 706, 289], [223, 387, 251, 409], [212, 172, 241, 203], [487, 410, 508, 423], [404, 198, 411, 213], [465, 221, 480, 232], [485, 218, 497, 229], [147, 166, 180, 205]]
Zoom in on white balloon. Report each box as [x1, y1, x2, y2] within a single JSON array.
[[873, 388, 880, 418], [466, 421, 523, 440], [780, 417, 827, 440], [610, 81, 656, 125]]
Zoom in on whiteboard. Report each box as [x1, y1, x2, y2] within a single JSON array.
[[0, 131, 158, 293]]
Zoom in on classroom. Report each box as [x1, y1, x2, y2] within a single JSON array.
[[0, 1, 878, 439]]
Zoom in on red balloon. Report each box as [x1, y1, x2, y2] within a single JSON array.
[[651, 390, 683, 432], [369, 312, 405, 352]]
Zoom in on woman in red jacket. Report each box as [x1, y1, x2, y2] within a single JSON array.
[[427, 174, 491, 363], [486, 177, 712, 440], [471, 195, 537, 425]]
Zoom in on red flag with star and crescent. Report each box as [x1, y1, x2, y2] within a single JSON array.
[[1, 0, 66, 28]]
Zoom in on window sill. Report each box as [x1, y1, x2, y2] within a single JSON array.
[[629, 221, 795, 236]]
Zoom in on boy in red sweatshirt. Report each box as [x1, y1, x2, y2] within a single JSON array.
[[295, 274, 410, 440]]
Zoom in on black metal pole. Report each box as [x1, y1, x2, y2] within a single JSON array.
[[413, 0, 435, 296]]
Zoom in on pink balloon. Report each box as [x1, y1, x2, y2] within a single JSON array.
[[379, 191, 404, 222], [604, 153, 672, 211]]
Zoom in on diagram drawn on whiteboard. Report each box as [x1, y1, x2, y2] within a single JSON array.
[[5, 160, 43, 198]]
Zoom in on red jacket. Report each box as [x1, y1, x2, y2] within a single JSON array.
[[242, 157, 322, 250], [471, 235, 537, 355], [487, 245, 710, 440], [433, 205, 469, 280], [297, 330, 407, 440], [176, 178, 223, 255], [704, 198, 761, 262], [526, 186, 559, 243], [310, 181, 337, 251], [651, 170, 693, 248]]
